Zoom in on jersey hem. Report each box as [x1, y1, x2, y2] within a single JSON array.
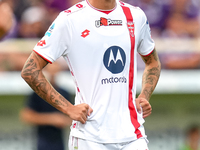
[[69, 126, 147, 144], [70, 132, 142, 144]]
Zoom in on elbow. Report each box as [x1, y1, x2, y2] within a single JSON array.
[[21, 67, 32, 84], [21, 69, 25, 80], [21, 68, 27, 82]]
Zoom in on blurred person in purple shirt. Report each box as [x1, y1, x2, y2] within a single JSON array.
[[42, 0, 82, 31], [162, 0, 200, 38], [17, 0, 83, 38], [0, 0, 17, 40], [123, 0, 171, 38]]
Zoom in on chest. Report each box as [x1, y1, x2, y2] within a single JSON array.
[[68, 10, 139, 52]]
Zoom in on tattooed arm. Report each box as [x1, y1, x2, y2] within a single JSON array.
[[136, 49, 161, 118], [21, 52, 93, 124]]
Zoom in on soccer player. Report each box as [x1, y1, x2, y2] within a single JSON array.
[[21, 0, 161, 149]]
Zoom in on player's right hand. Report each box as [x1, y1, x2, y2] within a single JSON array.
[[66, 103, 93, 124]]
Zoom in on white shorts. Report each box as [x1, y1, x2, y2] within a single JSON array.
[[68, 136, 149, 150]]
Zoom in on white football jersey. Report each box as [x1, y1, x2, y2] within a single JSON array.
[[33, 0, 155, 143]]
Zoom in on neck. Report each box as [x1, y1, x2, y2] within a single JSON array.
[[87, 0, 116, 10]]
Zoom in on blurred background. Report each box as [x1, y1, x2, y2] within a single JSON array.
[[0, 0, 200, 150]]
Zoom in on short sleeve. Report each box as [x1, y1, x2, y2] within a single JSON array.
[[137, 11, 155, 56], [33, 12, 71, 63]]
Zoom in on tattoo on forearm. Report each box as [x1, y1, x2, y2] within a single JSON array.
[[49, 89, 68, 108], [142, 65, 160, 99], [141, 49, 161, 100], [54, 100, 64, 107], [144, 66, 160, 85], [22, 55, 68, 109], [143, 86, 154, 100], [23, 59, 37, 70], [59, 95, 69, 105], [37, 81, 48, 96], [50, 90, 57, 102]]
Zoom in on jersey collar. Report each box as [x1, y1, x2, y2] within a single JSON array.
[[86, 0, 117, 14]]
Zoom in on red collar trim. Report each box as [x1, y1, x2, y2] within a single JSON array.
[[86, 0, 116, 14]]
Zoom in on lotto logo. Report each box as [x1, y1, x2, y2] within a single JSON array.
[[81, 29, 90, 38], [76, 4, 83, 8], [37, 40, 46, 46]]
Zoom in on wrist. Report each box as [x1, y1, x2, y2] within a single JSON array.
[[138, 93, 150, 101], [64, 103, 74, 116]]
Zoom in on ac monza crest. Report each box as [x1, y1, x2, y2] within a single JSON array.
[[127, 21, 135, 37]]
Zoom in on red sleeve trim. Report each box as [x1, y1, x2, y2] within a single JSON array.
[[33, 50, 52, 64], [140, 48, 155, 57]]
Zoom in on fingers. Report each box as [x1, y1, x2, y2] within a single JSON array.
[[78, 104, 89, 124], [87, 106, 93, 116], [70, 103, 93, 124], [141, 102, 152, 118], [135, 98, 142, 114], [80, 112, 87, 124], [136, 98, 152, 118], [78, 105, 93, 123]]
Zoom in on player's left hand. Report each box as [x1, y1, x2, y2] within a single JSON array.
[[135, 97, 152, 118]]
